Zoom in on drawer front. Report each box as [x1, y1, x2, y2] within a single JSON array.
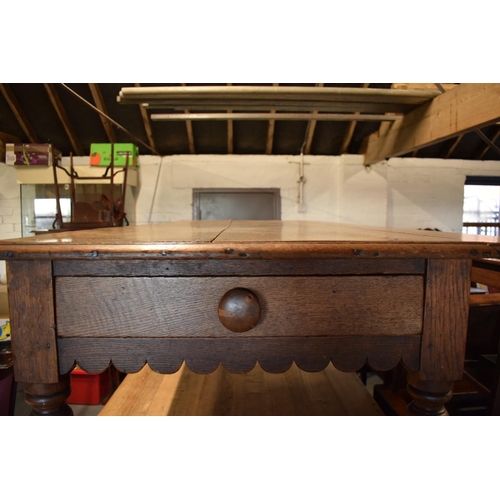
[[55, 276, 423, 338]]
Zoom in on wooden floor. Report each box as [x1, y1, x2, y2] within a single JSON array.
[[99, 363, 384, 416]]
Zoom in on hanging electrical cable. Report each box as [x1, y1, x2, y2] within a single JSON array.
[[59, 84, 160, 156]]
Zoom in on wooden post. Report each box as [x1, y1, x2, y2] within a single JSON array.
[[6, 261, 59, 384], [407, 259, 471, 415]]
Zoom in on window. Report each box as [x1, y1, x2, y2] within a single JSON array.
[[463, 176, 500, 236], [33, 198, 71, 231]]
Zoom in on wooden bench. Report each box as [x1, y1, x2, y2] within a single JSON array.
[[98, 363, 384, 416]]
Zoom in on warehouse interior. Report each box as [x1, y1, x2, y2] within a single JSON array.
[[2, 82, 500, 419], [3, 6, 500, 497]]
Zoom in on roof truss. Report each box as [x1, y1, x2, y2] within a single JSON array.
[[88, 83, 117, 143], [44, 83, 83, 155], [363, 84, 500, 165], [0, 83, 39, 143]]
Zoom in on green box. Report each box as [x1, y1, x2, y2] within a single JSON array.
[[90, 143, 139, 167]]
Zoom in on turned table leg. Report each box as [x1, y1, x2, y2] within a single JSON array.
[[23, 373, 73, 416], [406, 375, 453, 416], [406, 259, 471, 416]]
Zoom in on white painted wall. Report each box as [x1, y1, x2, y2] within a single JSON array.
[[135, 155, 346, 224], [0, 163, 21, 283], [2, 154, 500, 283], [386, 157, 500, 232]]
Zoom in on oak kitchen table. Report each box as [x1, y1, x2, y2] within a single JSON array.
[[2, 220, 499, 416]]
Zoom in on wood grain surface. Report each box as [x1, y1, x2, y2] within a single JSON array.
[[98, 363, 384, 416], [6, 261, 59, 383], [57, 335, 421, 375], [55, 275, 424, 338], [418, 259, 472, 381], [1, 220, 499, 260], [471, 260, 500, 289], [52, 258, 426, 277]]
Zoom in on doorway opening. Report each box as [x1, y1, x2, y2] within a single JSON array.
[[193, 189, 281, 221]]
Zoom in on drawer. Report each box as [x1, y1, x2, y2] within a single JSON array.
[[55, 276, 424, 338]]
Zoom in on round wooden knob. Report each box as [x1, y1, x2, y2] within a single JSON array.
[[218, 288, 261, 332]]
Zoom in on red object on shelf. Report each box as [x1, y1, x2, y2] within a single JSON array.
[[67, 368, 111, 405]]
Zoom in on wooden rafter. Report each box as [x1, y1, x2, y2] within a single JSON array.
[[184, 114, 195, 154], [265, 83, 279, 155], [303, 83, 324, 155], [0, 131, 21, 144], [151, 112, 398, 122], [475, 129, 500, 157], [120, 86, 438, 115], [227, 83, 233, 154], [392, 83, 457, 92], [265, 112, 276, 154], [444, 134, 464, 159], [340, 83, 370, 154], [386, 84, 456, 158], [60, 83, 159, 155], [43, 83, 83, 155], [134, 83, 157, 153], [436, 83, 499, 160], [88, 83, 117, 143], [0, 83, 39, 143], [476, 127, 500, 159], [181, 83, 195, 154], [363, 84, 500, 165]]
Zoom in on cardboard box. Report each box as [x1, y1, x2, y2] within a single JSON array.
[[90, 143, 139, 167], [5, 143, 62, 167]]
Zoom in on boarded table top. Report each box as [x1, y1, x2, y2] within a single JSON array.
[[1, 220, 499, 259]]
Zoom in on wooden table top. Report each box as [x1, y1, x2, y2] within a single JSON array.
[[1, 220, 499, 260]]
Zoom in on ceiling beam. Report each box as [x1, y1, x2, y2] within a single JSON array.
[[144, 102, 422, 114], [227, 117, 233, 154], [88, 83, 117, 143], [303, 83, 324, 155], [129, 86, 438, 115], [181, 83, 196, 154], [227, 83, 233, 154], [151, 112, 398, 122], [475, 129, 500, 157], [265, 111, 276, 154], [303, 114, 318, 154], [476, 127, 500, 159], [0, 83, 39, 143], [340, 83, 370, 154], [434, 83, 500, 159], [265, 83, 279, 155], [184, 111, 196, 154], [444, 134, 464, 159], [60, 83, 159, 155], [43, 83, 84, 155], [0, 131, 21, 144], [120, 86, 439, 103], [134, 83, 157, 153], [392, 83, 457, 92], [363, 84, 500, 165]]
